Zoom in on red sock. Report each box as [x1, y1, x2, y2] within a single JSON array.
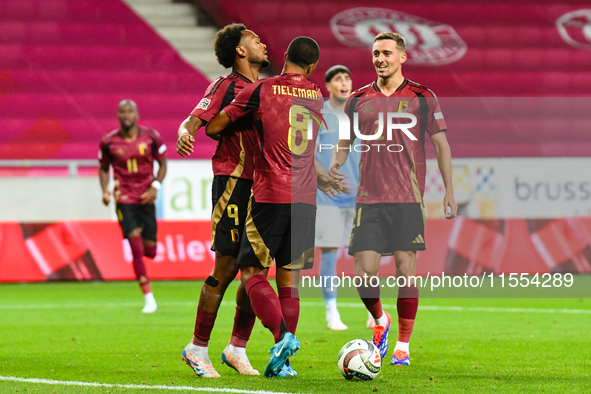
[[140, 281, 151, 295], [278, 287, 300, 335], [357, 284, 383, 320], [129, 236, 150, 293], [245, 274, 287, 343], [397, 286, 419, 343], [230, 306, 256, 348], [144, 245, 157, 258], [193, 306, 217, 346]]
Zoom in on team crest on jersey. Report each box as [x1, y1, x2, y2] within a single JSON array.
[[116, 148, 125, 156], [139, 142, 148, 155], [556, 10, 591, 49], [330, 7, 467, 66], [196, 97, 211, 110], [397, 101, 408, 113]]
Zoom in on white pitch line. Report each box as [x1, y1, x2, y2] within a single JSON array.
[[304, 302, 591, 314], [0, 376, 306, 394], [0, 300, 589, 315]]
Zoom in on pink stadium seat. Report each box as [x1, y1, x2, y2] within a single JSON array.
[[0, 0, 213, 160]]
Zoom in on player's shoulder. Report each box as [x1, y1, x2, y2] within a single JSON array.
[[205, 74, 235, 96], [101, 129, 120, 144], [139, 126, 162, 140], [227, 71, 253, 87], [351, 83, 376, 97], [405, 79, 437, 98]]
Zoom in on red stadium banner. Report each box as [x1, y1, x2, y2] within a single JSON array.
[[1, 218, 590, 283]]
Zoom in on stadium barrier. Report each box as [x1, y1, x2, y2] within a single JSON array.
[[1, 217, 589, 283]]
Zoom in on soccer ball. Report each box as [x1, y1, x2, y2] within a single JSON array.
[[337, 339, 382, 381]]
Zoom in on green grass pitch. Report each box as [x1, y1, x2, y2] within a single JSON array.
[[1, 280, 590, 393]]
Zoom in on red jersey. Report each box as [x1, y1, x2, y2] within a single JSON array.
[[191, 72, 256, 180], [99, 127, 166, 204], [345, 79, 447, 204], [224, 73, 323, 205]]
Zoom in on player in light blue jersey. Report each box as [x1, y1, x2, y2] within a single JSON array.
[[315, 65, 359, 330]]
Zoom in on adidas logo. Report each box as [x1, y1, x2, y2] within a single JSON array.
[[412, 234, 424, 244], [363, 105, 374, 113]]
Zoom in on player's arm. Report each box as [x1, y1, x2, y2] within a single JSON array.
[[205, 110, 232, 139], [207, 82, 261, 139], [177, 115, 207, 157], [328, 96, 355, 180], [140, 156, 167, 205], [99, 164, 111, 206], [431, 131, 457, 219], [328, 136, 353, 181], [316, 159, 341, 198]]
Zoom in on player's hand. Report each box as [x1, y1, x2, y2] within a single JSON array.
[[341, 181, 356, 195], [443, 193, 458, 219], [176, 132, 195, 157], [102, 191, 111, 206], [317, 173, 342, 198], [113, 179, 121, 202], [328, 161, 345, 181], [141, 187, 157, 204]]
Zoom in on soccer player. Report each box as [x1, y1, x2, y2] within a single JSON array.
[[315, 65, 357, 331], [206, 37, 336, 377], [99, 99, 167, 314], [176, 24, 268, 377], [329, 32, 458, 366]]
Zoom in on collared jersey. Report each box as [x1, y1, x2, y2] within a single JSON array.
[[191, 72, 256, 180], [224, 73, 323, 205], [99, 126, 166, 204], [344, 79, 447, 204]]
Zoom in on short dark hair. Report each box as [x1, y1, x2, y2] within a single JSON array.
[[214, 23, 246, 68], [374, 32, 406, 52], [286, 36, 320, 69], [325, 65, 351, 83]]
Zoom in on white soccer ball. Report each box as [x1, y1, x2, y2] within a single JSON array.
[[337, 339, 382, 381]]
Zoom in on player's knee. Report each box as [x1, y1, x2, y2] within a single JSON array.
[[240, 266, 258, 285], [128, 228, 142, 238]]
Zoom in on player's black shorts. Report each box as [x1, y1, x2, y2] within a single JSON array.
[[211, 175, 253, 252], [348, 203, 426, 255], [116, 203, 157, 241], [238, 198, 316, 270]]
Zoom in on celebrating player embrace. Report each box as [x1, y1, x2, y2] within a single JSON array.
[[176, 23, 268, 378], [206, 36, 339, 377]]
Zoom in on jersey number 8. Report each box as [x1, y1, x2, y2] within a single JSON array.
[[288, 104, 310, 155]]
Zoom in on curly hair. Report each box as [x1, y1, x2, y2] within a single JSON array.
[[214, 23, 247, 68]]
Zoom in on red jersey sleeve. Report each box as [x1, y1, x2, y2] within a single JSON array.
[[223, 81, 263, 122], [149, 129, 167, 161], [190, 78, 230, 123], [425, 91, 447, 136], [98, 137, 111, 168]]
